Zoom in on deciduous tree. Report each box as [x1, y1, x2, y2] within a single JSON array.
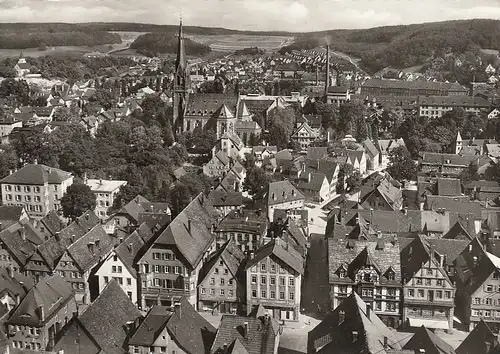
[[61, 183, 97, 220]]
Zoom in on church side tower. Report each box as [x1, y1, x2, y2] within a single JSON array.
[[173, 17, 189, 134], [454, 131, 463, 155]]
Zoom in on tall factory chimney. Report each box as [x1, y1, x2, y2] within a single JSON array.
[[324, 44, 330, 96]]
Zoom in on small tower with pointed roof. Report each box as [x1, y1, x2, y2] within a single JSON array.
[[172, 16, 189, 135], [454, 131, 463, 155]]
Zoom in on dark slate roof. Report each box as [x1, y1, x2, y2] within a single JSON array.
[[307, 147, 327, 160], [198, 240, 246, 285], [0, 164, 72, 185], [128, 306, 172, 346], [363, 78, 467, 92], [58, 210, 101, 245], [7, 274, 73, 326], [265, 181, 305, 207], [115, 230, 146, 278], [442, 222, 473, 240], [185, 93, 238, 116], [39, 210, 64, 236], [437, 178, 462, 197], [245, 238, 304, 275], [0, 266, 35, 299], [402, 326, 455, 354], [307, 292, 402, 354], [421, 152, 489, 167], [79, 280, 141, 354], [0, 222, 43, 266], [363, 139, 379, 159], [425, 196, 481, 219], [65, 225, 114, 272], [117, 195, 151, 224], [328, 236, 401, 285], [209, 190, 243, 207], [216, 210, 267, 235], [150, 193, 216, 269], [0, 206, 25, 226], [456, 319, 499, 354], [163, 297, 216, 354], [211, 314, 279, 354]]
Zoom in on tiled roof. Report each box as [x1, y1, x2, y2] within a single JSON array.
[[0, 164, 72, 185], [419, 95, 490, 108], [185, 93, 238, 117], [150, 193, 216, 269], [363, 78, 467, 92], [211, 314, 279, 354], [307, 292, 402, 354], [216, 210, 267, 235], [421, 152, 489, 167], [425, 196, 481, 219], [437, 178, 462, 196], [8, 274, 73, 326], [456, 319, 499, 354], [0, 266, 35, 299], [198, 240, 246, 285], [442, 222, 473, 240], [265, 180, 304, 206], [39, 210, 64, 236], [0, 206, 25, 226], [166, 297, 217, 354], [0, 222, 43, 266], [377, 139, 406, 155], [363, 139, 380, 159], [306, 147, 327, 160], [65, 225, 114, 272], [209, 190, 243, 207], [79, 280, 141, 354], [402, 326, 455, 354], [328, 236, 401, 285], [128, 306, 172, 346], [117, 195, 151, 223], [246, 238, 304, 275], [114, 230, 146, 278]]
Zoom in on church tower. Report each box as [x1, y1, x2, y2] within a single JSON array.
[[454, 131, 463, 155], [172, 17, 189, 134]]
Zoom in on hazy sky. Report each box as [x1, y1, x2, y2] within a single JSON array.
[[1, 0, 500, 31]]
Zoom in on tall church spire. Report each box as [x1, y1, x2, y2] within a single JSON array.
[[324, 44, 330, 96], [175, 16, 186, 72]]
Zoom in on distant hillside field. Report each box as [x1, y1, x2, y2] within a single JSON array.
[[130, 32, 212, 56], [280, 19, 500, 73], [0, 23, 121, 49], [185, 34, 295, 52]]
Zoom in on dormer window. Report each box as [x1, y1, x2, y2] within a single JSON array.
[[338, 266, 347, 279], [386, 268, 395, 281]]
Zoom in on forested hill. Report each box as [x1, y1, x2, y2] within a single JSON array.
[[279, 19, 500, 73], [130, 33, 212, 56], [0, 23, 121, 49]]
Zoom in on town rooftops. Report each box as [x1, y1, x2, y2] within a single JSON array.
[[7, 273, 73, 327], [437, 178, 462, 196], [402, 325, 455, 354], [0, 266, 35, 300], [246, 238, 304, 275], [146, 193, 216, 269], [185, 93, 238, 116], [77, 280, 141, 354], [362, 78, 468, 92], [209, 190, 243, 207], [266, 180, 305, 206], [0, 164, 72, 185], [198, 240, 246, 286], [216, 210, 267, 235], [456, 319, 499, 354], [0, 221, 43, 266], [86, 179, 127, 193], [419, 95, 490, 107]]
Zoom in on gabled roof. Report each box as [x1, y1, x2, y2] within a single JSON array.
[[403, 326, 455, 354], [0, 222, 43, 266], [265, 180, 304, 206], [0, 206, 26, 226], [377, 138, 406, 155], [437, 178, 462, 197], [363, 139, 380, 159], [245, 239, 304, 275], [39, 210, 64, 236], [0, 164, 72, 185], [198, 240, 246, 285], [128, 306, 173, 346], [7, 274, 73, 326], [211, 313, 279, 354], [307, 292, 402, 354], [148, 193, 216, 269], [114, 230, 147, 278], [78, 280, 141, 354], [443, 222, 473, 240], [65, 225, 114, 272], [209, 190, 243, 207], [456, 320, 499, 354], [0, 266, 35, 300]]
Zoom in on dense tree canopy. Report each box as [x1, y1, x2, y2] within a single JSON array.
[[387, 146, 417, 182], [267, 107, 296, 150], [131, 32, 211, 56], [61, 183, 97, 220]]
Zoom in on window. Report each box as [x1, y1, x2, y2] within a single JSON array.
[[220, 289, 225, 296], [252, 290, 257, 298], [474, 297, 481, 305], [387, 303, 397, 312], [229, 290, 234, 297], [339, 286, 348, 294], [117, 266, 122, 273], [112, 266, 117, 273], [408, 289, 414, 297], [270, 277, 276, 285], [127, 278, 131, 286], [261, 290, 267, 298], [175, 266, 181, 274], [436, 279, 444, 286], [289, 278, 295, 286], [494, 273, 500, 280], [229, 279, 233, 286], [251, 275, 257, 284], [201, 288, 206, 295], [34, 196, 40, 202], [261, 262, 266, 271], [4, 185, 11, 192], [104, 276, 109, 284], [486, 298, 493, 305], [486, 310, 492, 317], [210, 289, 215, 295], [224, 269, 229, 275], [426, 268, 433, 275], [280, 291, 285, 300], [270, 291, 276, 299], [220, 278, 225, 286], [436, 290, 442, 299], [416, 278, 422, 285], [215, 268, 219, 274], [210, 278, 215, 285], [14, 186, 20, 192], [280, 277, 285, 286], [261, 276, 266, 285], [445, 291, 451, 299], [417, 290, 424, 298], [487, 285, 494, 292], [161, 347, 167, 353], [289, 292, 295, 300], [425, 279, 431, 285]]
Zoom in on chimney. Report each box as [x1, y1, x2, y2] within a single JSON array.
[[20, 227, 26, 241], [440, 254, 445, 268], [54, 231, 60, 241], [15, 293, 20, 306], [308, 172, 312, 183], [223, 343, 228, 354], [419, 350, 426, 354], [83, 172, 88, 185], [175, 302, 181, 319], [403, 207, 408, 215], [127, 243, 133, 252], [352, 331, 358, 343], [95, 240, 100, 248], [366, 303, 371, 320], [38, 306, 45, 322], [34, 159, 38, 165], [383, 336, 388, 349], [315, 65, 319, 86], [87, 241, 94, 254], [187, 220, 192, 233], [8, 170, 12, 175], [250, 252, 255, 260], [243, 322, 249, 338], [7, 263, 14, 278]]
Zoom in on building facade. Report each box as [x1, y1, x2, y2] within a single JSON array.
[[85, 178, 127, 219]]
